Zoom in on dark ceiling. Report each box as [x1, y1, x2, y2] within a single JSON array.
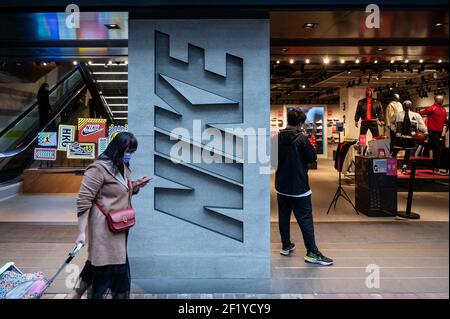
[[270, 11, 449, 105], [0, 9, 448, 105]]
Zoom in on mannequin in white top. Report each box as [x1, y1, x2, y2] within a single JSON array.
[[391, 100, 428, 174], [385, 94, 404, 153]]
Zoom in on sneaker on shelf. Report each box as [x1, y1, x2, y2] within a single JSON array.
[[280, 243, 296, 256], [438, 169, 449, 176], [304, 251, 333, 266], [401, 166, 408, 175], [316, 125, 323, 130], [315, 120, 323, 124], [434, 169, 441, 175]]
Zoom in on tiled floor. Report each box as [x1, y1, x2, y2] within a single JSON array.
[[0, 159, 448, 299], [41, 292, 449, 299], [0, 222, 448, 297]]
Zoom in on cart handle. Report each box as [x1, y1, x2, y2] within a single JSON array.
[[44, 243, 85, 292], [70, 242, 84, 258]]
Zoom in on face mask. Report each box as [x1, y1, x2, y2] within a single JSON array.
[[123, 152, 132, 164]]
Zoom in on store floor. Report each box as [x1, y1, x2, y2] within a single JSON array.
[[1, 159, 447, 224], [0, 159, 448, 296], [0, 222, 447, 296], [270, 158, 449, 222]]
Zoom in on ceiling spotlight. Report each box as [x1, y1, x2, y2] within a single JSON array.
[[281, 48, 289, 53], [434, 23, 444, 27], [72, 61, 78, 65], [276, 60, 280, 64], [104, 23, 120, 30], [305, 58, 310, 64], [302, 84, 306, 89], [88, 61, 92, 65], [340, 59, 345, 64], [323, 57, 330, 64], [390, 59, 395, 64], [289, 58, 295, 64], [347, 70, 352, 74], [303, 23, 318, 29], [42, 62, 47, 66], [377, 48, 385, 52], [438, 59, 443, 63], [404, 59, 409, 63], [355, 59, 360, 64], [419, 59, 424, 63], [374, 60, 378, 64]]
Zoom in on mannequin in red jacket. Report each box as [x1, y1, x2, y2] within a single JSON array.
[[354, 86, 384, 137], [419, 95, 447, 173]]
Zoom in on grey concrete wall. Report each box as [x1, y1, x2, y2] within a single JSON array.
[[128, 19, 270, 285]]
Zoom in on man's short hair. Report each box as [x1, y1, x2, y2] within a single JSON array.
[[287, 109, 307, 126]]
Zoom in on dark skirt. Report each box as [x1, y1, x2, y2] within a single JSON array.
[[77, 259, 130, 299]]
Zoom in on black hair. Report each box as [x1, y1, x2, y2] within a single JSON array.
[[99, 132, 138, 172], [37, 82, 49, 100], [287, 109, 307, 127]]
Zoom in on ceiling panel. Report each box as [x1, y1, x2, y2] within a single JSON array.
[[271, 11, 449, 39]]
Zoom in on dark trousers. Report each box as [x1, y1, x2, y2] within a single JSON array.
[[360, 120, 379, 137], [392, 138, 416, 167], [389, 129, 396, 154], [428, 131, 443, 170], [277, 194, 318, 254]]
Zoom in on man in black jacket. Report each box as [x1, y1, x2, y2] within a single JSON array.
[[274, 109, 333, 266], [354, 86, 384, 137]]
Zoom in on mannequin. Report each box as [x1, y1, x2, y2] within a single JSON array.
[[419, 95, 447, 174], [391, 100, 428, 174], [385, 93, 404, 152], [354, 86, 384, 138]]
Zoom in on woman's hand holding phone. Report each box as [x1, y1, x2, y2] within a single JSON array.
[[135, 176, 152, 188]]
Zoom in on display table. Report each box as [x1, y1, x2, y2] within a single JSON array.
[[355, 156, 397, 217]]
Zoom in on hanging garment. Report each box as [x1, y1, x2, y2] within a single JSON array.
[[334, 140, 357, 172]]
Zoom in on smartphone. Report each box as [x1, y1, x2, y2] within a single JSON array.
[[137, 176, 152, 186]]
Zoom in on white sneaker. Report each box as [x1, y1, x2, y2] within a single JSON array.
[[438, 169, 449, 176]]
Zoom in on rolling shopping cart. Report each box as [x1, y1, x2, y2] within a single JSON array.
[[0, 243, 84, 299]]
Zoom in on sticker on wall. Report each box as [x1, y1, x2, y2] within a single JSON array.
[[78, 118, 107, 143], [57, 125, 76, 151], [373, 159, 387, 174], [98, 137, 108, 156], [386, 158, 398, 176], [358, 134, 367, 146], [66, 142, 96, 159], [38, 132, 57, 147], [34, 148, 57, 161], [108, 124, 128, 142]]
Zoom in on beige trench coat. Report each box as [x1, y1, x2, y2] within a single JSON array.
[[76, 159, 139, 267]]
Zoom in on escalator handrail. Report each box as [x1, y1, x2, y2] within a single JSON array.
[[0, 83, 86, 158], [0, 67, 79, 139]]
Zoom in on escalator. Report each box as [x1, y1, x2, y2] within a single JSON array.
[[0, 63, 115, 183]]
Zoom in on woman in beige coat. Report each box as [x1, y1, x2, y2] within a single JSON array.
[[73, 132, 150, 299]]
